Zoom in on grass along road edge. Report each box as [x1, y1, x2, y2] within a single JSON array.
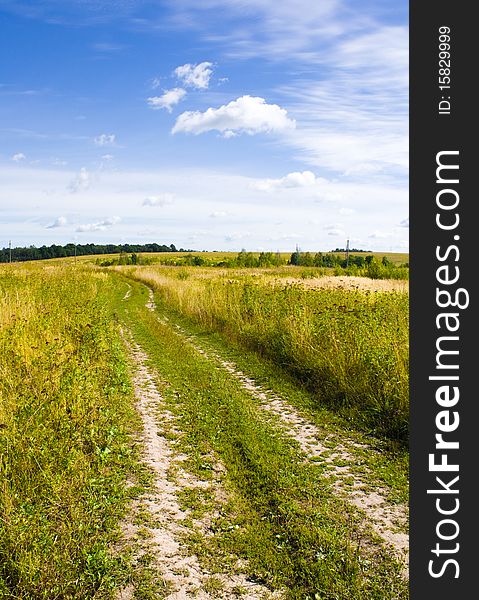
[[115, 274, 407, 599], [138, 281, 408, 561], [0, 265, 146, 598]]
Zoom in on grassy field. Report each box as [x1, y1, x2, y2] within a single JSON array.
[[118, 266, 409, 443], [43, 250, 409, 267], [0, 264, 145, 598], [114, 277, 407, 599], [0, 258, 409, 599]]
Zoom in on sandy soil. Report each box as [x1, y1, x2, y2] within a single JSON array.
[[123, 283, 408, 593], [274, 275, 408, 293], [117, 316, 280, 598], [212, 358, 408, 568], [157, 314, 409, 571]]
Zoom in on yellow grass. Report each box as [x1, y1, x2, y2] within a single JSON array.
[[117, 264, 409, 441]]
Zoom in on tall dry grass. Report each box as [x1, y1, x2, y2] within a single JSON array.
[[121, 266, 409, 442]]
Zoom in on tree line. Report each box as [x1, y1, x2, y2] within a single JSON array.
[[100, 250, 408, 279], [0, 242, 190, 263]]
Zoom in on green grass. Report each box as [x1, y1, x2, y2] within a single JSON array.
[[121, 266, 409, 444], [72, 250, 408, 266], [0, 264, 143, 599], [114, 276, 407, 599], [144, 297, 409, 505], [0, 260, 408, 599]]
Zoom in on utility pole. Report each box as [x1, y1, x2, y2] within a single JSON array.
[[74, 243, 77, 264], [345, 238, 350, 268], [9, 240, 12, 263]]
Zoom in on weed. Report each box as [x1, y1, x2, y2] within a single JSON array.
[[113, 280, 408, 599], [121, 266, 409, 443], [0, 264, 141, 598]]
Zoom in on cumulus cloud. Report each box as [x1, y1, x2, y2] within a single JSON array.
[[254, 170, 317, 191], [94, 133, 115, 146], [172, 95, 295, 136], [142, 194, 175, 207], [147, 88, 186, 112], [76, 216, 120, 232], [174, 62, 213, 89], [68, 167, 90, 193], [46, 216, 67, 229], [209, 211, 228, 218], [12, 152, 26, 161]]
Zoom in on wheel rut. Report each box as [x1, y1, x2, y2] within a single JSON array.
[[140, 283, 408, 572], [118, 326, 281, 599]]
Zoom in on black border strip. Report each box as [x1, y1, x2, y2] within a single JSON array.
[[410, 2, 475, 596]]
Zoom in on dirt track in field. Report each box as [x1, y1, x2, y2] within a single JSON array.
[[118, 328, 281, 599], [142, 286, 409, 572], [118, 281, 408, 599]]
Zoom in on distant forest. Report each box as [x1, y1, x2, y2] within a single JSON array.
[[0, 242, 191, 263]]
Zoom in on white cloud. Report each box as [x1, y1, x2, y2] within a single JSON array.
[[324, 223, 345, 237], [321, 223, 346, 237], [252, 22, 407, 184], [76, 216, 120, 232], [0, 2, 146, 26], [12, 152, 26, 161], [166, 0, 342, 60], [172, 95, 295, 136], [333, 27, 408, 76], [147, 88, 186, 112], [369, 230, 390, 239], [142, 194, 175, 207], [94, 133, 116, 146], [225, 231, 252, 242], [339, 207, 356, 216], [254, 170, 318, 191], [324, 223, 343, 230], [0, 164, 408, 252], [174, 62, 213, 89], [399, 217, 409, 228], [343, 163, 385, 177], [101, 154, 114, 161], [46, 216, 67, 229], [271, 232, 303, 241], [68, 167, 90, 193], [209, 211, 228, 218]]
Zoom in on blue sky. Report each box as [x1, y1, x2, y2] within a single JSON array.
[[0, 0, 408, 252]]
